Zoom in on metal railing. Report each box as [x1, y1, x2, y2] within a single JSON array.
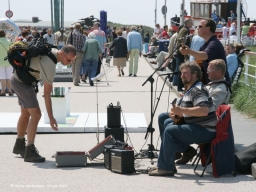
[[220, 39, 256, 46], [241, 51, 256, 85]]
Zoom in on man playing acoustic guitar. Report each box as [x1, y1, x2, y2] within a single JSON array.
[[149, 61, 217, 176]]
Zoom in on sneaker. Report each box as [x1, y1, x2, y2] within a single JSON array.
[[149, 166, 177, 174], [89, 81, 94, 86], [13, 138, 26, 158], [133, 74, 137, 77], [129, 74, 132, 76], [24, 144, 45, 163], [148, 168, 174, 176]]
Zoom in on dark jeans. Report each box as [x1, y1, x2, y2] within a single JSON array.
[[83, 58, 98, 83], [157, 123, 216, 171], [96, 54, 104, 76], [172, 55, 184, 89], [158, 112, 173, 140]]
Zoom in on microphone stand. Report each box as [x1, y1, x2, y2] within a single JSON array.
[[141, 43, 181, 160]]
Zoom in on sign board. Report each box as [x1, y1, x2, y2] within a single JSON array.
[[161, 5, 167, 15], [5, 10, 13, 18]]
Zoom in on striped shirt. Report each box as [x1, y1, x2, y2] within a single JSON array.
[[67, 30, 86, 52], [179, 81, 217, 131]]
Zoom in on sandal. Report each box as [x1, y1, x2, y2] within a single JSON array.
[[150, 61, 157, 64]]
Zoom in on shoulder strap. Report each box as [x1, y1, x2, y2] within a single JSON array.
[[0, 42, 8, 51], [70, 32, 73, 45], [207, 81, 232, 94], [46, 52, 57, 64]]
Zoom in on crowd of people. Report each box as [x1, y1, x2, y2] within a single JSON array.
[[0, 23, 147, 91], [210, 9, 255, 44]]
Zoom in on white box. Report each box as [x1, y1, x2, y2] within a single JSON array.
[[44, 87, 70, 124]]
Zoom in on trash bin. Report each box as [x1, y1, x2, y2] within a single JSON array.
[[158, 40, 169, 53]]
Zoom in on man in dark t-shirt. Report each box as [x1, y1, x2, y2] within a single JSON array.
[[180, 19, 230, 84]]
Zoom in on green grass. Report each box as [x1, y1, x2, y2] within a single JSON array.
[[231, 46, 256, 117]]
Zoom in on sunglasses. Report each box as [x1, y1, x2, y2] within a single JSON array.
[[198, 25, 205, 28], [63, 53, 73, 62]]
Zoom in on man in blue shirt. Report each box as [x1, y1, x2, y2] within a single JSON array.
[[180, 19, 230, 84], [127, 26, 143, 77], [225, 44, 238, 79]]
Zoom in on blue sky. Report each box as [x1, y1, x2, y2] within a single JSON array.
[[0, 0, 255, 28]]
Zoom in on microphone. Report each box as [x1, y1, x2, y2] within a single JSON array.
[[158, 71, 179, 76], [91, 72, 105, 82]]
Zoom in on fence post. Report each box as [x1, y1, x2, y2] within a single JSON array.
[[245, 54, 249, 84]]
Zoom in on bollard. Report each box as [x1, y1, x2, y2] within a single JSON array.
[[252, 163, 256, 179]]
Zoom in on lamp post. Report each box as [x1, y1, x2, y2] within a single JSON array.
[[237, 0, 241, 43], [164, 0, 167, 25], [155, 0, 157, 26], [180, 0, 185, 25]]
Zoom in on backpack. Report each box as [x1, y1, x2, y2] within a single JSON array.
[[232, 57, 244, 84], [232, 48, 250, 84], [235, 142, 256, 174], [4, 37, 58, 91]]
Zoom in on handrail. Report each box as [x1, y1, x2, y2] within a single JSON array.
[[241, 52, 256, 86], [244, 51, 256, 56], [190, 0, 227, 2]]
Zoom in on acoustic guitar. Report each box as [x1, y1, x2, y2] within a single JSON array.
[[171, 98, 185, 125]]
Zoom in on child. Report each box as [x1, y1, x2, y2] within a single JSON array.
[[143, 32, 150, 55]]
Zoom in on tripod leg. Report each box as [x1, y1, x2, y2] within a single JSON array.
[[101, 59, 109, 86], [95, 80, 100, 144]]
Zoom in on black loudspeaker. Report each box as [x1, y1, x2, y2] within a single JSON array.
[[110, 149, 135, 174], [107, 103, 121, 127], [104, 126, 124, 142]]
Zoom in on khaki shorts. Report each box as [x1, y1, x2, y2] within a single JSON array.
[[11, 76, 39, 108]]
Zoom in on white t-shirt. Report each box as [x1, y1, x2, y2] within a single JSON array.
[[154, 27, 160, 37], [222, 26, 228, 39], [122, 31, 127, 39]]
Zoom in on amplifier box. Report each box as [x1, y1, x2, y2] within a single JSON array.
[[103, 145, 120, 170], [55, 151, 87, 167], [107, 104, 121, 127], [110, 149, 135, 174], [104, 126, 124, 142]]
